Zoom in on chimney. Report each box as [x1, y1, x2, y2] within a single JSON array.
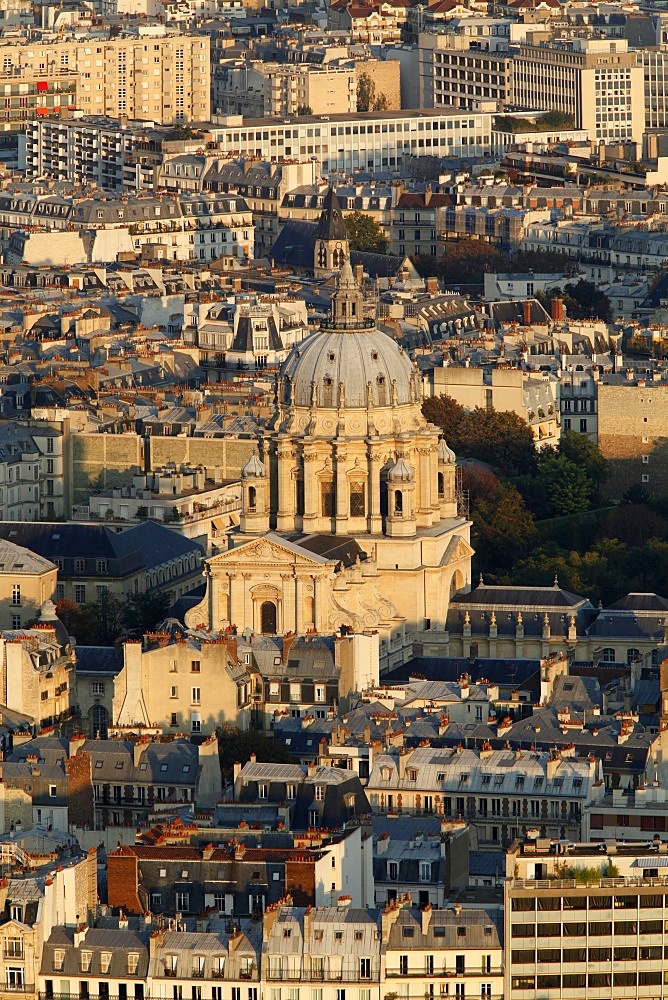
[[425, 276, 439, 295], [523, 300, 532, 326], [74, 924, 88, 947], [377, 832, 390, 855], [69, 733, 87, 758], [203, 844, 215, 860], [550, 297, 565, 322], [308, 761, 317, 778], [133, 738, 150, 768], [453, 902, 462, 916], [421, 903, 433, 935], [381, 901, 401, 942], [235, 843, 246, 860]]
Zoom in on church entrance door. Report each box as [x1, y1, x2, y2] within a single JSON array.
[[260, 601, 277, 634]]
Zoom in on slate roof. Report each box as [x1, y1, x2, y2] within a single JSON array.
[[41, 927, 150, 978], [75, 646, 122, 674], [314, 187, 348, 242]]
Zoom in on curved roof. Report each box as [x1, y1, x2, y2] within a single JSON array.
[[281, 326, 415, 408]]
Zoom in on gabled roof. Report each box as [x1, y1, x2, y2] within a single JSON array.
[[314, 186, 348, 243]]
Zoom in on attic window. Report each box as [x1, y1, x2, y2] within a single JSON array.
[[573, 778, 583, 789], [553, 777, 564, 787], [406, 769, 418, 781], [457, 927, 466, 937], [283, 929, 291, 938], [481, 775, 490, 785], [460, 774, 469, 784], [335, 932, 343, 941], [115, 761, 123, 769], [139, 762, 148, 770], [161, 764, 168, 772], [160, 869, 167, 877], [314, 931, 323, 941], [181, 870, 189, 879], [433, 926, 445, 937], [355, 931, 363, 940], [182, 765, 190, 773], [95, 761, 103, 769], [402, 927, 414, 937]]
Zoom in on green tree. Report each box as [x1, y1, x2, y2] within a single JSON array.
[[122, 590, 173, 636], [217, 723, 296, 782], [538, 280, 611, 321], [557, 430, 608, 490], [356, 72, 388, 113], [296, 104, 313, 116], [423, 396, 536, 476], [471, 478, 537, 576], [537, 454, 592, 515], [422, 394, 466, 452], [344, 211, 389, 254]]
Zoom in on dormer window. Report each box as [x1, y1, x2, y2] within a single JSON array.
[[406, 768, 417, 781]]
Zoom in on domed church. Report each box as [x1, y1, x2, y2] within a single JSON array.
[[188, 264, 472, 672]]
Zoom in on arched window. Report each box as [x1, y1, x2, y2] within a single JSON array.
[[601, 647, 616, 662], [394, 490, 403, 515], [248, 485, 257, 510], [350, 481, 365, 517], [627, 648, 641, 665], [260, 601, 277, 635], [438, 472, 444, 498]]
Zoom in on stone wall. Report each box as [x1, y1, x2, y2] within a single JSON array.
[[598, 382, 668, 498]]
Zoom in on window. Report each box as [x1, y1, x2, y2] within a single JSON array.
[[96, 559, 108, 573], [175, 892, 189, 911], [11, 584, 20, 606], [420, 863, 431, 882], [101, 953, 112, 974], [359, 960, 370, 980], [350, 481, 365, 517], [191, 687, 201, 705], [128, 954, 139, 974], [49, 785, 57, 797], [191, 714, 201, 733], [11, 616, 20, 630], [321, 481, 335, 517], [191, 660, 200, 673], [75, 559, 85, 572], [74, 585, 86, 604], [315, 785, 324, 802]]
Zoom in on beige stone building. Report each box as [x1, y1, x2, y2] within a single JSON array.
[[430, 365, 561, 450], [112, 632, 255, 736], [0, 602, 75, 728], [0, 540, 56, 633], [0, 28, 209, 125], [186, 263, 472, 673], [598, 379, 668, 498]]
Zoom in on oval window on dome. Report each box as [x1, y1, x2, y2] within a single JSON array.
[[371, 351, 379, 360], [328, 352, 335, 362]]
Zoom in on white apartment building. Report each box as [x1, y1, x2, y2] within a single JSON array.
[[506, 836, 668, 1000], [0, 423, 65, 520], [209, 109, 493, 174], [419, 31, 513, 110], [514, 38, 644, 145], [0, 28, 209, 125], [366, 745, 604, 846]]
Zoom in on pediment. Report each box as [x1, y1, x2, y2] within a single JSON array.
[[440, 533, 475, 567], [206, 531, 333, 570]]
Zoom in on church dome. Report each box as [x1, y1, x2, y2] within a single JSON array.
[[388, 457, 414, 482], [241, 454, 267, 478], [280, 264, 416, 410], [438, 438, 456, 464]]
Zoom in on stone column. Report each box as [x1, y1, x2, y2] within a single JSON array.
[[429, 444, 441, 516], [276, 438, 296, 532], [280, 572, 294, 634], [241, 572, 252, 631], [227, 572, 238, 629], [368, 443, 383, 534], [303, 447, 319, 532], [295, 576, 305, 635], [314, 575, 324, 632], [335, 442, 348, 534], [417, 445, 432, 524]]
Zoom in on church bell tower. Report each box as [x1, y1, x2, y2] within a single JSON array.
[[314, 186, 349, 277]]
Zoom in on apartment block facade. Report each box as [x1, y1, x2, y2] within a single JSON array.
[[506, 838, 668, 1000], [0, 29, 209, 125], [513, 39, 644, 145], [419, 32, 513, 110], [209, 109, 493, 174]]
